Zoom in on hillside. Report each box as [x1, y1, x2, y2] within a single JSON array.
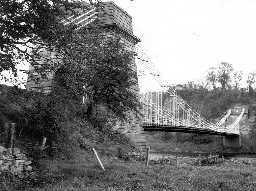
[[1, 85, 256, 190]]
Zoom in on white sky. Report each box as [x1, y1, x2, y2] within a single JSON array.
[[106, 0, 256, 91], [5, 0, 256, 91]]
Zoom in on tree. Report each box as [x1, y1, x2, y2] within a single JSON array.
[[247, 72, 256, 95], [233, 70, 243, 89], [24, 28, 140, 153], [0, 0, 95, 77], [35, 29, 140, 121], [217, 62, 233, 90], [1, 0, 139, 155], [206, 67, 218, 89], [247, 72, 256, 87]]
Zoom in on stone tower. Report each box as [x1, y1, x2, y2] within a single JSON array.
[[26, 1, 140, 93], [26, 1, 145, 148]]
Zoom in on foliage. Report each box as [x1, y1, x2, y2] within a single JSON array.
[[177, 84, 253, 120], [247, 72, 256, 96], [0, 84, 134, 160], [233, 70, 243, 89], [1, 0, 140, 160], [206, 62, 235, 90], [1, 0, 71, 72], [178, 62, 256, 120], [244, 106, 256, 152], [0, 0, 131, 86], [0, 84, 79, 158], [217, 62, 234, 90], [247, 72, 256, 87], [206, 67, 218, 89], [34, 29, 140, 121], [0, 0, 97, 89]]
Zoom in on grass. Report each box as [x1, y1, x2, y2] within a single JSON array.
[[20, 150, 256, 191], [143, 131, 224, 154], [1, 85, 256, 190]]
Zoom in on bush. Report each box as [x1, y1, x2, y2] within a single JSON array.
[[0, 85, 135, 163], [177, 88, 255, 120], [196, 154, 224, 166], [0, 172, 19, 191]]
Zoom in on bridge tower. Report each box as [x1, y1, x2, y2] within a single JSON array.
[[26, 1, 140, 93], [26, 1, 145, 147]]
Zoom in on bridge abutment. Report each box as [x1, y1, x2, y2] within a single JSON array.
[[223, 135, 241, 148]]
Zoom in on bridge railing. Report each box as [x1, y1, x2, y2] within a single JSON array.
[[224, 108, 245, 135], [136, 46, 218, 131], [140, 93, 181, 126], [140, 91, 218, 130], [216, 109, 231, 126]]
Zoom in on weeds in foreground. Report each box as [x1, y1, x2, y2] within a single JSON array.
[[20, 156, 256, 191]]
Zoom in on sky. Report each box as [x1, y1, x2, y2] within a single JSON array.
[[103, 0, 256, 91], [4, 0, 256, 91]]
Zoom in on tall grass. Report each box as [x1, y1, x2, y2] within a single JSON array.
[[23, 155, 256, 191]]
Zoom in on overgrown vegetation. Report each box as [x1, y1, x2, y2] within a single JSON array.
[[1, 1, 141, 189], [173, 62, 256, 120], [18, 156, 256, 191], [0, 29, 140, 154], [177, 88, 252, 120], [2, 1, 256, 190], [0, 0, 90, 73], [0, 84, 136, 190]]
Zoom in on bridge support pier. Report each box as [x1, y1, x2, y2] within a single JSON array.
[[223, 135, 241, 148]]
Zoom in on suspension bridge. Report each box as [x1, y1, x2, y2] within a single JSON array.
[[28, 1, 245, 147], [135, 47, 245, 137]]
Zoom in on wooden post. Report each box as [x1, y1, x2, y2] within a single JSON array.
[[10, 123, 15, 149], [41, 137, 47, 151], [4, 122, 9, 148], [4, 123, 16, 149], [146, 146, 150, 167], [5, 123, 16, 155], [92, 148, 105, 171], [82, 96, 85, 104], [198, 154, 202, 166]]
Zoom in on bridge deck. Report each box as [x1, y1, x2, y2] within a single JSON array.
[[142, 124, 238, 136]]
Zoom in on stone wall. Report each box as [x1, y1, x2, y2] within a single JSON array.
[[0, 146, 32, 177]]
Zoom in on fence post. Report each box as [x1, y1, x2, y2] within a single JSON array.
[[5, 123, 16, 155], [4, 123, 9, 148], [92, 148, 105, 171], [40, 137, 47, 151], [146, 146, 150, 167], [4, 123, 16, 149], [198, 154, 202, 166], [10, 123, 15, 150]]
